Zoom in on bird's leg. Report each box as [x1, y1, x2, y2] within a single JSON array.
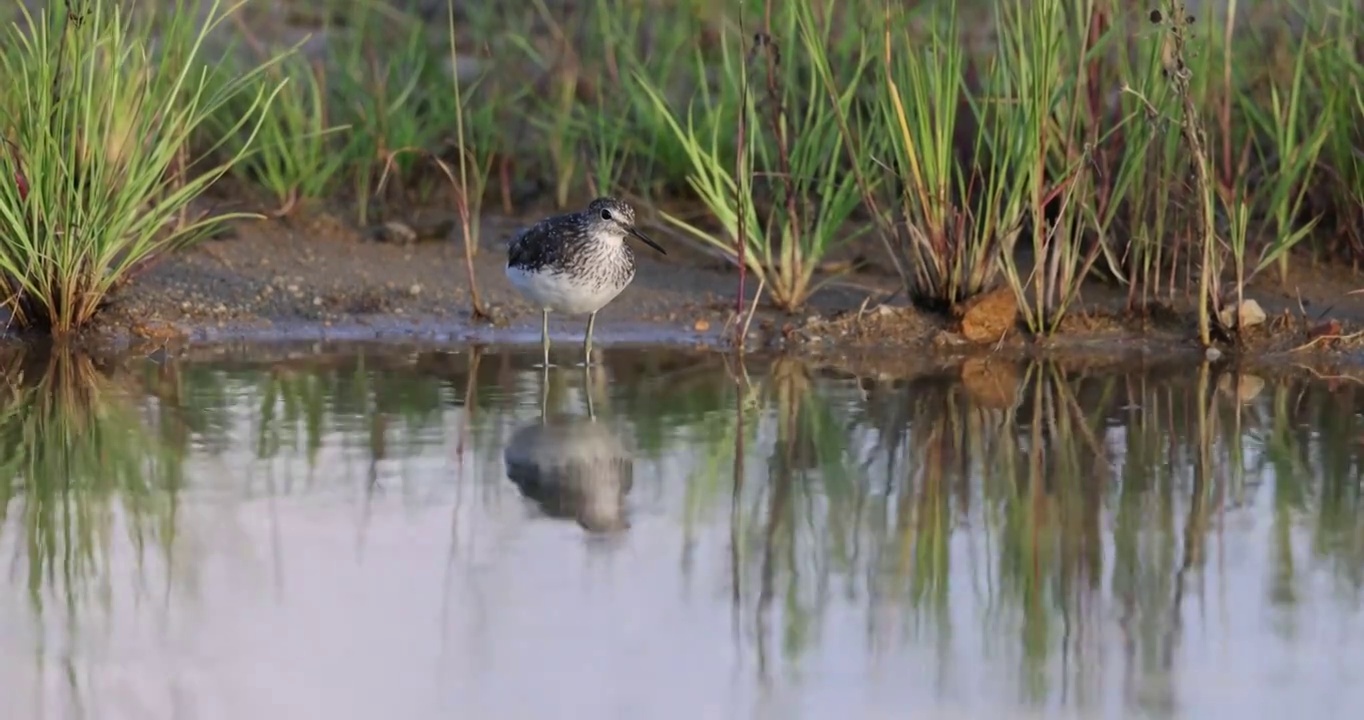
[[541, 309, 550, 369], [583, 311, 597, 367], [583, 362, 596, 420], [539, 358, 549, 423]]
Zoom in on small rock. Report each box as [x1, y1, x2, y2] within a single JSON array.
[[409, 284, 423, 296], [1309, 319, 1343, 340], [313, 297, 323, 306], [960, 287, 1018, 343], [694, 319, 710, 332], [1205, 347, 1223, 362], [1217, 299, 1266, 330], [932, 329, 963, 347], [372, 221, 418, 245]]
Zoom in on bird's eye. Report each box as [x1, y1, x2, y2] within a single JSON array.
[[600, 209, 612, 221]]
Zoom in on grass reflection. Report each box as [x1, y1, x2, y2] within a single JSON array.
[[712, 354, 1364, 711], [0, 344, 185, 626], [3, 343, 1361, 716]]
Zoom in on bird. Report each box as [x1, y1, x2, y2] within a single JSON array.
[[505, 196, 666, 367]]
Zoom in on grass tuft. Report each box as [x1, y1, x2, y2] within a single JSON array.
[[638, 0, 873, 312], [0, 0, 280, 334], [873, 2, 1030, 313], [208, 51, 351, 217]]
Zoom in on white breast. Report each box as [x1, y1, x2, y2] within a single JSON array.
[[505, 263, 630, 315]]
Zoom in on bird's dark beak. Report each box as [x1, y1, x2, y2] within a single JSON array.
[[629, 227, 667, 255]]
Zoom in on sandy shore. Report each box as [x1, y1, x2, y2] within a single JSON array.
[[50, 196, 1364, 375]]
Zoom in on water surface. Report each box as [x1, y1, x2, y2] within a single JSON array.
[[2, 344, 1362, 720]]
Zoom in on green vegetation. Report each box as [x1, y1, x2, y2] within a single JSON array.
[[636, 0, 874, 311], [0, 0, 279, 333], [207, 51, 349, 218], [868, 2, 1029, 314], [2, 0, 1363, 336]]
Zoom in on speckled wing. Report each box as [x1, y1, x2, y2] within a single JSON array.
[[506, 224, 553, 272], [507, 216, 578, 273]]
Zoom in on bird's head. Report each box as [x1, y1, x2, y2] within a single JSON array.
[[585, 196, 665, 255]]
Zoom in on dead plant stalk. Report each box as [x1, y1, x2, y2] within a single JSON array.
[[1163, 1, 1221, 347]]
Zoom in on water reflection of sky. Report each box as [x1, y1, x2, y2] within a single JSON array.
[[1, 351, 1362, 720]]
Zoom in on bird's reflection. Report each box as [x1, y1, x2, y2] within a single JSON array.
[[503, 363, 634, 533]]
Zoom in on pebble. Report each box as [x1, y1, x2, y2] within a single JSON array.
[[409, 284, 423, 296], [693, 319, 710, 332], [373, 221, 417, 245], [1218, 298, 1267, 330]]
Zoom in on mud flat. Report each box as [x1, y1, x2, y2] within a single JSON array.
[[36, 198, 1361, 377]]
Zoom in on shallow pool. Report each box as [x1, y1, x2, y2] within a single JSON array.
[[1, 344, 1360, 719]]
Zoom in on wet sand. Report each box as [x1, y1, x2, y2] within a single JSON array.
[[61, 199, 1364, 372]]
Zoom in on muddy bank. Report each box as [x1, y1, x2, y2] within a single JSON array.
[[48, 202, 1364, 371]]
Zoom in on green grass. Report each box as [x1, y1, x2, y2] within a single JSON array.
[[636, 0, 875, 312], [1305, 0, 1364, 261], [207, 51, 351, 217], [0, 0, 279, 333], [4, 0, 1364, 337], [868, 1, 1032, 313]]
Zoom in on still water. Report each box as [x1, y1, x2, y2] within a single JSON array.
[[1, 344, 1362, 720]]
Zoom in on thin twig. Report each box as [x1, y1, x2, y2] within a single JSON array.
[[378, 146, 488, 319], [734, 6, 751, 351], [1290, 330, 1364, 353], [739, 277, 766, 348]]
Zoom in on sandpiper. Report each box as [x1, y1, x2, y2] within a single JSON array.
[[505, 196, 666, 366]]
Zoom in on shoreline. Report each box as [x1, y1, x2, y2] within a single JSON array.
[[6, 203, 1349, 377], [21, 314, 1359, 406]]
